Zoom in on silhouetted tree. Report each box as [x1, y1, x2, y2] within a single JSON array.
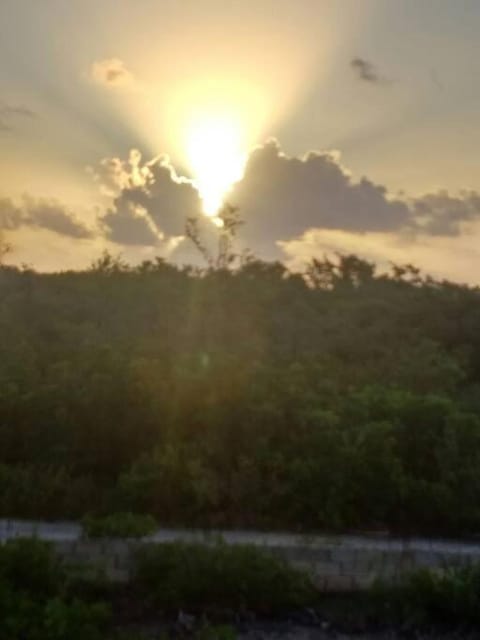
[[0, 232, 11, 264], [186, 204, 252, 270]]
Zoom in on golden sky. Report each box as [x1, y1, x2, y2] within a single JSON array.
[[1, 0, 480, 282]]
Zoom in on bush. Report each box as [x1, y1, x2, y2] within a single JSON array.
[[0, 538, 111, 640], [0, 590, 110, 640], [82, 512, 157, 538], [372, 563, 480, 627], [0, 537, 63, 597], [43, 597, 111, 640], [133, 541, 316, 613]]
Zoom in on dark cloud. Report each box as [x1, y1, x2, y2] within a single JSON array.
[[0, 196, 93, 239], [101, 199, 163, 246], [95, 141, 480, 260], [99, 155, 202, 245], [412, 191, 480, 236], [0, 102, 36, 132], [227, 140, 410, 256], [351, 57, 385, 84]]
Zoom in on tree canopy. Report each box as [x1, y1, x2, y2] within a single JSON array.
[[1, 252, 480, 536]]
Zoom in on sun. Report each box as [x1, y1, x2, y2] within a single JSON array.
[[184, 113, 247, 217]]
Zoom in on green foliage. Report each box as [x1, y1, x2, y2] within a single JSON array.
[[2, 254, 480, 535], [0, 538, 63, 597], [82, 512, 157, 539], [0, 538, 110, 640], [43, 597, 110, 640], [194, 623, 236, 640], [133, 541, 316, 613], [372, 564, 480, 627]]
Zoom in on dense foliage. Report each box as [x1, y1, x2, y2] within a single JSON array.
[[3, 537, 480, 636], [1, 252, 480, 535], [0, 538, 314, 637], [371, 564, 480, 628], [134, 541, 315, 612], [0, 538, 110, 640]]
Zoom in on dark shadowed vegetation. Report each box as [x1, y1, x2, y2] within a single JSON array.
[[1, 252, 480, 536], [133, 541, 315, 613], [3, 537, 480, 637], [371, 564, 480, 628], [0, 538, 110, 640], [82, 513, 157, 539]]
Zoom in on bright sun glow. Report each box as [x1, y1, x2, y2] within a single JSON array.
[[185, 114, 247, 217]]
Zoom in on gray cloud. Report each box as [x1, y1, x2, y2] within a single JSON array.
[[412, 191, 480, 236], [98, 153, 202, 245], [0, 102, 36, 132], [227, 140, 410, 255], [101, 200, 163, 246], [0, 196, 93, 239], [0, 198, 23, 228], [351, 57, 385, 84], [94, 141, 480, 261]]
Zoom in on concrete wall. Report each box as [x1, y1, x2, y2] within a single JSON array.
[[2, 520, 480, 591]]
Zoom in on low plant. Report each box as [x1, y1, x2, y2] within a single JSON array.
[[133, 541, 316, 613], [0, 537, 111, 640], [0, 537, 64, 597], [82, 512, 158, 539], [371, 563, 480, 627]]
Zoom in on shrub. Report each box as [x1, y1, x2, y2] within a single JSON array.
[[133, 541, 315, 613], [372, 563, 480, 627], [82, 512, 157, 538], [43, 597, 111, 640], [0, 537, 63, 598], [0, 538, 111, 640]]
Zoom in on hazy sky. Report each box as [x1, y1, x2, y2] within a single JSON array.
[[1, 0, 480, 281]]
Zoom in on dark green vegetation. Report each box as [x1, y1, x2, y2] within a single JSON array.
[[2, 252, 480, 535], [0, 538, 110, 640], [134, 541, 314, 612], [82, 512, 157, 539], [372, 565, 480, 628], [0, 538, 314, 638], [3, 537, 480, 638], [314, 566, 480, 633]]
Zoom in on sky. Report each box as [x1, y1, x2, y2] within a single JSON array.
[[1, 0, 480, 282]]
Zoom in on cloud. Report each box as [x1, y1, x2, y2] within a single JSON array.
[[87, 149, 157, 197], [227, 140, 410, 256], [350, 57, 386, 84], [97, 151, 202, 245], [101, 201, 163, 246], [0, 198, 22, 228], [412, 191, 480, 236], [90, 58, 134, 87], [280, 224, 480, 287], [0, 196, 93, 239], [93, 141, 480, 265], [0, 102, 36, 132]]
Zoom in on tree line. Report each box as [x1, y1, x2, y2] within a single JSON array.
[[1, 249, 480, 535]]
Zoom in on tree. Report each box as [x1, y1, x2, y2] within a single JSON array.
[[185, 204, 252, 270], [305, 253, 375, 289], [0, 231, 11, 264]]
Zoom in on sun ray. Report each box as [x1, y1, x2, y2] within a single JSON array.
[[184, 112, 247, 216]]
